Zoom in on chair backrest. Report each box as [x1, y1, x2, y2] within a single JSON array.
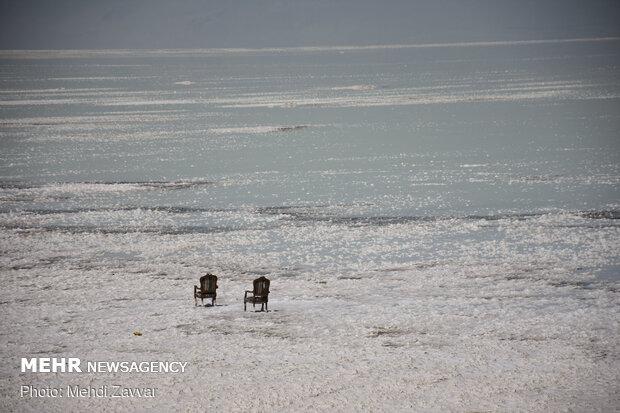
[[200, 274, 218, 293], [253, 276, 270, 296]]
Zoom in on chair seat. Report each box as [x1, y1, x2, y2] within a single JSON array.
[[246, 298, 267, 303]]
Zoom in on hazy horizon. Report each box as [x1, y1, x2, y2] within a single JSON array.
[[1, 0, 619, 50]]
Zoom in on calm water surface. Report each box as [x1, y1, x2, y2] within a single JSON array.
[[0, 40, 619, 280]]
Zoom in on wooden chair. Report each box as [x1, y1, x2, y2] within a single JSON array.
[[244, 276, 270, 312], [194, 274, 218, 306]]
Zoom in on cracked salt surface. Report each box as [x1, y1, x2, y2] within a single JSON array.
[[1, 207, 618, 411]]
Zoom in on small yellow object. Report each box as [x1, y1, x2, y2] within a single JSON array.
[[133, 331, 142, 336]]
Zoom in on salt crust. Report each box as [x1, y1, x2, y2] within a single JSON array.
[[0, 212, 618, 412]]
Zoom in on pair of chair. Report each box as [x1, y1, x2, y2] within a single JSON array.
[[194, 274, 270, 312]]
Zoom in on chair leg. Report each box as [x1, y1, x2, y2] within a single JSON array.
[[265, 302, 268, 312], [212, 297, 215, 306], [194, 296, 197, 306], [244, 301, 246, 311]]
